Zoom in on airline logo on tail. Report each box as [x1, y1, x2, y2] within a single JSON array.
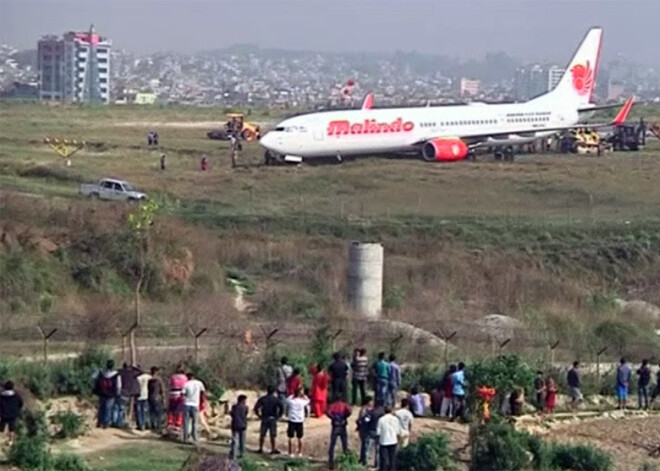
[[571, 61, 595, 96]]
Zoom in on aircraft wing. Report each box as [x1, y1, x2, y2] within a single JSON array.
[[448, 96, 635, 144]]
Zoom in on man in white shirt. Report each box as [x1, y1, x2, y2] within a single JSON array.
[[182, 372, 205, 443], [395, 398, 414, 447], [376, 406, 402, 471], [135, 367, 152, 431], [286, 388, 310, 457]]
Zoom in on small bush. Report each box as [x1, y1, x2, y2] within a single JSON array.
[[549, 443, 613, 471], [467, 355, 535, 413], [53, 454, 90, 471], [51, 411, 85, 439], [397, 433, 456, 471], [401, 364, 444, 393], [335, 451, 366, 471], [471, 423, 529, 471], [8, 410, 52, 471], [20, 362, 55, 399]]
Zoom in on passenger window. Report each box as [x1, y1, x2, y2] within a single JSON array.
[[114, 183, 123, 191]]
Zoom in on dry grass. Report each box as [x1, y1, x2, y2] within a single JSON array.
[[1, 103, 659, 363]]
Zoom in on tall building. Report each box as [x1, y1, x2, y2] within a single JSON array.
[[37, 26, 111, 103], [514, 64, 563, 101], [547, 66, 565, 91]]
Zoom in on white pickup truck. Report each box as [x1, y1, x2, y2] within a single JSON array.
[[79, 178, 148, 202]]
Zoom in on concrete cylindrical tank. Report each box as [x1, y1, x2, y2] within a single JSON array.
[[347, 242, 384, 319]]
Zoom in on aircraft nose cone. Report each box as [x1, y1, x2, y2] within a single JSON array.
[[260, 132, 276, 151]]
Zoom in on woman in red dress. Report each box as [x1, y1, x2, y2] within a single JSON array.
[[310, 362, 329, 418], [545, 377, 558, 414]]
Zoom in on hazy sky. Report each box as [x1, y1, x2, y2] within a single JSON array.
[[1, 0, 659, 67]]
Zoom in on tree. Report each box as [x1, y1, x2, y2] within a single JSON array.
[[126, 200, 159, 365]]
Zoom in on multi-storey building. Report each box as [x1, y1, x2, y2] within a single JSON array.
[[37, 26, 111, 103]]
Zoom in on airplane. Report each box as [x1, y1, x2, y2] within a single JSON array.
[[260, 27, 634, 164]]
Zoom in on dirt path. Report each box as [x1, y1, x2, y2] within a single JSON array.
[[545, 415, 660, 470]]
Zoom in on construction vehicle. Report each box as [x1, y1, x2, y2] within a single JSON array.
[[604, 118, 647, 151], [207, 113, 261, 142], [558, 128, 608, 155]]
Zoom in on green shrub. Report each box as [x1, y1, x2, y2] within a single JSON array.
[[401, 364, 444, 393], [467, 355, 535, 413], [52, 454, 90, 471], [20, 362, 55, 399], [8, 410, 52, 471], [397, 433, 456, 471], [549, 443, 613, 471], [51, 348, 109, 396], [470, 423, 534, 471], [336, 451, 366, 471], [51, 411, 85, 439]]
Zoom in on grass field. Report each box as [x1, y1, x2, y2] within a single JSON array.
[[85, 442, 191, 471], [1, 102, 659, 227]]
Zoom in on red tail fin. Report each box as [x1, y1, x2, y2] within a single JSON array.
[[612, 96, 635, 126], [362, 93, 374, 110]]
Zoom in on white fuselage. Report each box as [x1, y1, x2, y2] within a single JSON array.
[[260, 100, 579, 158]]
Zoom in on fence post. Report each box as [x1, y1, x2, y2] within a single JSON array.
[[188, 326, 208, 363], [549, 340, 560, 366], [37, 326, 57, 364], [596, 346, 607, 382], [443, 332, 457, 368]]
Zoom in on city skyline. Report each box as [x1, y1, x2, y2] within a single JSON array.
[[1, 0, 659, 69]]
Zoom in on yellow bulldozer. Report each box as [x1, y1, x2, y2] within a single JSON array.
[[559, 128, 610, 155], [207, 113, 261, 142]]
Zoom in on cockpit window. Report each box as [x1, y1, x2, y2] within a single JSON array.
[[274, 126, 307, 133], [274, 127, 285, 131]]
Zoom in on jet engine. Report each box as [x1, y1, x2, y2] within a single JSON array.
[[422, 138, 469, 162]]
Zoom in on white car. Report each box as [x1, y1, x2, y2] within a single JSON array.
[[79, 178, 147, 202]]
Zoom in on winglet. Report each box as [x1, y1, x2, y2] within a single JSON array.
[[611, 96, 635, 126], [362, 92, 374, 110]]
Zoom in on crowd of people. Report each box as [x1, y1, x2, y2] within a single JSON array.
[[2, 351, 660, 468]]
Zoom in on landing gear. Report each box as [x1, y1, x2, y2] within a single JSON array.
[[504, 146, 515, 162], [494, 146, 514, 161], [467, 150, 477, 162], [336, 153, 343, 163]]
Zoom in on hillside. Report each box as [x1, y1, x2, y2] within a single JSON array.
[[1, 102, 660, 364]]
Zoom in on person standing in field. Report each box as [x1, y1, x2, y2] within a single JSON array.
[[92, 359, 121, 429], [651, 362, 660, 407], [440, 364, 456, 418], [388, 354, 401, 408], [287, 368, 303, 398], [117, 363, 140, 428], [167, 366, 188, 434], [408, 387, 426, 417], [451, 362, 467, 421], [376, 406, 402, 471], [356, 395, 377, 467], [229, 395, 248, 459], [637, 359, 652, 410], [0, 381, 24, 445], [310, 363, 329, 418], [277, 357, 293, 399], [255, 385, 284, 454], [286, 388, 310, 457], [616, 357, 632, 410], [326, 398, 352, 470], [182, 372, 205, 444], [395, 398, 414, 447], [567, 361, 583, 411], [135, 367, 152, 430], [147, 367, 164, 432], [329, 352, 349, 403], [374, 352, 390, 407], [160, 154, 166, 171], [351, 348, 369, 406], [533, 370, 546, 412], [545, 377, 558, 414]]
